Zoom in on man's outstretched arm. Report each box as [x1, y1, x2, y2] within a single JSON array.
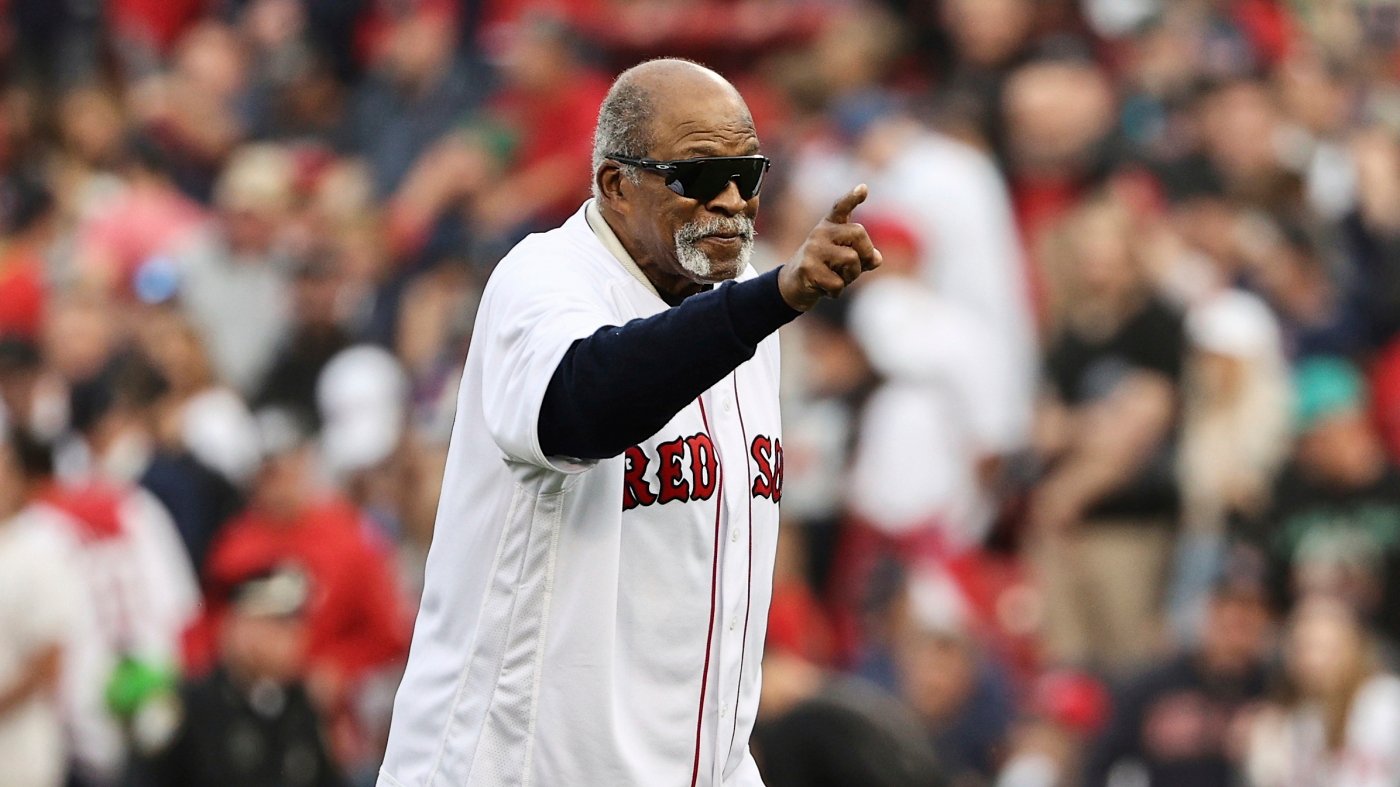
[[539, 184, 882, 460]]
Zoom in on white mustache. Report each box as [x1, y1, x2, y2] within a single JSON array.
[[676, 215, 756, 244]]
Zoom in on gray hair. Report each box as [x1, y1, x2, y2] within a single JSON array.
[[590, 78, 654, 202]]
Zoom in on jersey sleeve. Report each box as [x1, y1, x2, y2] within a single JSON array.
[[477, 248, 619, 473], [538, 268, 798, 460]]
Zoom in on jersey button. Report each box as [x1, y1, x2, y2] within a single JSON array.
[[722, 399, 733, 413], [720, 702, 729, 718], [730, 528, 740, 543]]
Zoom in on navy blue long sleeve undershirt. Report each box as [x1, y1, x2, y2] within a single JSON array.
[[537, 266, 801, 460]]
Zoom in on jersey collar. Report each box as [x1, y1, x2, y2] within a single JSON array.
[[584, 199, 662, 299]]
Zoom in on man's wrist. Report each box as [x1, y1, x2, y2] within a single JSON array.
[[726, 266, 804, 345]]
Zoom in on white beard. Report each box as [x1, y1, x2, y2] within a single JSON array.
[[673, 214, 756, 282]]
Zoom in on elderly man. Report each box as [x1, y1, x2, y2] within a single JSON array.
[[378, 59, 880, 787]]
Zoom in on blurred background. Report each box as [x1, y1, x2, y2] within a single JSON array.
[[3, 0, 1400, 785]]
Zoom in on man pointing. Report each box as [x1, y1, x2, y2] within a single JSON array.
[[379, 58, 880, 787]]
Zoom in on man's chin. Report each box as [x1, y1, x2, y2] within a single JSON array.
[[721, 249, 760, 277], [694, 260, 743, 283], [677, 249, 746, 284]]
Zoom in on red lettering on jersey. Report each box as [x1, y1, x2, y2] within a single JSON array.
[[622, 445, 656, 510], [751, 435, 773, 499], [750, 435, 783, 501], [656, 437, 691, 504], [686, 433, 718, 500]]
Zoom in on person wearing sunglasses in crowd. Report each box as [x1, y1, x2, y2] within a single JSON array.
[[378, 58, 882, 787]]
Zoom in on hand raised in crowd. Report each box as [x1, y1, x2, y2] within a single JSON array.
[[778, 184, 883, 311]]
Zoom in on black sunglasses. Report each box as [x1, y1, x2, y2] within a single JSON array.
[[608, 154, 772, 203]]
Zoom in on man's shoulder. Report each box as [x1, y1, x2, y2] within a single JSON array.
[[488, 207, 620, 289]]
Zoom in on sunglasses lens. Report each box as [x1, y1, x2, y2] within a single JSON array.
[[669, 158, 768, 202]]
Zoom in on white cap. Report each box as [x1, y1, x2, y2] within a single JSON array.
[[1186, 289, 1282, 359], [906, 565, 969, 638], [316, 345, 409, 477]]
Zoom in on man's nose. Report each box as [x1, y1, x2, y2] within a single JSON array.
[[704, 179, 746, 216]]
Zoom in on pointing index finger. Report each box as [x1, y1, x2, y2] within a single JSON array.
[[826, 183, 868, 224]]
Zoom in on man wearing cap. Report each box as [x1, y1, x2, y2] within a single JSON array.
[[198, 411, 411, 703], [132, 566, 346, 787]]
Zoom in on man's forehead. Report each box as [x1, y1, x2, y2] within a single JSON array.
[[664, 119, 759, 156], [649, 96, 759, 157]]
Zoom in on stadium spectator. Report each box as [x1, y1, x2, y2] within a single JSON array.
[[0, 341, 202, 779], [39, 355, 203, 675], [1170, 290, 1291, 640], [1031, 192, 1186, 673], [1, 331, 203, 691], [825, 218, 1019, 662], [1243, 356, 1400, 645], [381, 16, 609, 272], [344, 0, 489, 197], [128, 21, 256, 201], [1345, 126, 1400, 345], [886, 568, 1017, 785], [253, 252, 354, 428], [131, 565, 347, 787], [1245, 594, 1400, 787], [468, 17, 609, 236], [70, 139, 207, 296], [238, 0, 349, 146], [999, 53, 1118, 277], [845, 217, 1017, 550], [0, 427, 96, 787], [123, 363, 246, 575], [198, 408, 411, 767], [787, 95, 1037, 451], [1086, 555, 1274, 787], [134, 306, 262, 489], [169, 144, 298, 396], [51, 87, 130, 274], [777, 295, 872, 609]]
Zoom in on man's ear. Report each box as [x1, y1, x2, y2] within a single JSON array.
[[597, 163, 629, 213]]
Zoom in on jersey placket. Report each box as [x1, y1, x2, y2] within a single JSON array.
[[705, 370, 756, 786]]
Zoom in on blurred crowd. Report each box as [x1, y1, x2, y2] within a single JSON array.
[[4, 0, 1400, 785]]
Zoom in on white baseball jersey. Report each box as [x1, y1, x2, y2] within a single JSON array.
[[380, 202, 783, 787]]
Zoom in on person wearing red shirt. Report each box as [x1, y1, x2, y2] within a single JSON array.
[[198, 412, 411, 761], [383, 16, 610, 262], [469, 17, 610, 235]]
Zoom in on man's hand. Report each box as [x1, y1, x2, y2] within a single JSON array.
[[778, 184, 883, 311]]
